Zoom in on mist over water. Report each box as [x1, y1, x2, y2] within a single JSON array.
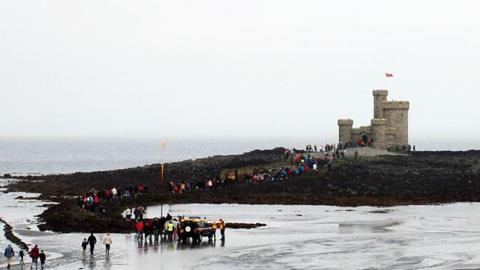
[[0, 137, 478, 175]]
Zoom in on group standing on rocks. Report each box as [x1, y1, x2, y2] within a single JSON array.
[[78, 184, 148, 216], [243, 143, 350, 186], [167, 143, 349, 195]]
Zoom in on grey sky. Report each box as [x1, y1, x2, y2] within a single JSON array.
[[1, 0, 479, 141]]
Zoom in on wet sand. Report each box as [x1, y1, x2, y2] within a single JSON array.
[[3, 179, 480, 270]]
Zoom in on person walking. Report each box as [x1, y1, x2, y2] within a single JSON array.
[[103, 233, 112, 255], [166, 221, 174, 241], [4, 244, 15, 268], [87, 233, 97, 255], [19, 249, 25, 265], [39, 250, 46, 269], [30, 245, 40, 269], [219, 219, 225, 240], [81, 238, 88, 253], [212, 222, 217, 240], [125, 208, 132, 220], [135, 220, 144, 241]]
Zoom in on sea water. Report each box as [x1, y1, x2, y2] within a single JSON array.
[[0, 137, 324, 175]]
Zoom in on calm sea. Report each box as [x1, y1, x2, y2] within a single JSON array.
[[0, 137, 476, 175], [0, 137, 321, 175]]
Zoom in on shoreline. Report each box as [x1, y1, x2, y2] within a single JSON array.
[[0, 218, 29, 251], [6, 148, 480, 233]]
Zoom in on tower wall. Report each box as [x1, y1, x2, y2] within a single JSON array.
[[371, 118, 387, 150], [373, 90, 388, 119], [351, 126, 372, 144], [338, 119, 353, 143], [383, 101, 409, 145], [385, 127, 397, 146]]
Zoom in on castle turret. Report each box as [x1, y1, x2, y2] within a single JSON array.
[[338, 119, 353, 143], [373, 90, 388, 119], [383, 101, 409, 146], [371, 118, 387, 150]]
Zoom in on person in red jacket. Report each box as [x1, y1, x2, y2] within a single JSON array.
[[94, 195, 100, 205], [30, 245, 40, 268], [136, 220, 144, 241], [104, 190, 112, 200]]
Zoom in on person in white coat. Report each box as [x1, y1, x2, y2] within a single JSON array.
[[103, 234, 113, 255]]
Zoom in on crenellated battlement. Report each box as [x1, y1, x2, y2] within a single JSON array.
[[351, 126, 372, 135], [383, 101, 410, 110], [373, 89, 388, 96], [338, 119, 354, 126], [371, 118, 387, 126]]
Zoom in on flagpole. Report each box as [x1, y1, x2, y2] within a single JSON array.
[[160, 141, 167, 218], [160, 141, 167, 183]]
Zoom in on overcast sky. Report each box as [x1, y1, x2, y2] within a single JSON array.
[[1, 0, 479, 142]]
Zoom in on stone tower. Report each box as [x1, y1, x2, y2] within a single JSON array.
[[373, 90, 388, 119], [383, 101, 409, 145], [338, 119, 353, 143], [371, 118, 387, 149], [337, 90, 410, 150]]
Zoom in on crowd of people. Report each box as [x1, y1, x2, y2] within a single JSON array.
[[73, 213, 225, 262], [168, 178, 226, 194], [132, 213, 226, 243], [286, 143, 350, 160], [78, 184, 148, 216], [250, 147, 342, 184], [3, 244, 46, 269], [247, 143, 349, 185], [165, 143, 347, 196]]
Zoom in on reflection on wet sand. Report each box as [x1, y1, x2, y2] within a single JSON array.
[[3, 187, 480, 270]]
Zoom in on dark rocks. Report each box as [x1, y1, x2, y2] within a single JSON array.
[[8, 148, 286, 199], [226, 223, 267, 229], [1, 218, 29, 251], [368, 209, 393, 214]]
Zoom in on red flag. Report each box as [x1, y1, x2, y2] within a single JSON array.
[[385, 73, 393, 77]]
